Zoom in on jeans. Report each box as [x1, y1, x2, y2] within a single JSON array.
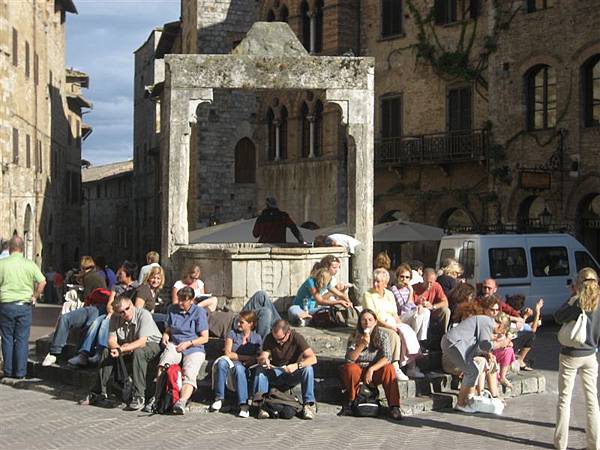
[[554, 353, 599, 450], [287, 305, 320, 325], [214, 359, 250, 405], [253, 365, 315, 404], [95, 343, 161, 399], [240, 290, 282, 339], [0, 302, 33, 377], [79, 315, 110, 355], [49, 306, 99, 355]]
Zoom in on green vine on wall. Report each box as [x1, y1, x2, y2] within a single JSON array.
[[392, 0, 521, 100]]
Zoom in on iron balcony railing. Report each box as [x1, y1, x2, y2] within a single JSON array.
[[375, 129, 489, 167]]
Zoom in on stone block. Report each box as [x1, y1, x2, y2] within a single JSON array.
[[521, 375, 539, 394], [230, 260, 247, 297], [272, 259, 290, 297], [246, 260, 262, 297], [537, 374, 546, 393]]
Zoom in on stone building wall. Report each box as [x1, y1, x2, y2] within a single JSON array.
[[82, 161, 134, 269], [0, 1, 84, 270], [133, 29, 163, 262]]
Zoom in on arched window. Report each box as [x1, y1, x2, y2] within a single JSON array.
[[280, 106, 288, 160], [300, 0, 323, 53], [234, 138, 256, 183], [314, 100, 323, 157], [525, 65, 557, 130], [300, 102, 310, 158], [582, 54, 600, 127], [267, 108, 276, 161], [301, 1, 310, 52], [280, 5, 289, 23]]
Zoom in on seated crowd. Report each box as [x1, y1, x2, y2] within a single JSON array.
[[39, 251, 543, 419]]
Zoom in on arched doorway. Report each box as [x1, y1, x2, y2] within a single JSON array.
[[517, 195, 550, 232], [577, 194, 600, 260], [234, 138, 256, 183], [439, 208, 474, 232], [23, 204, 33, 259]]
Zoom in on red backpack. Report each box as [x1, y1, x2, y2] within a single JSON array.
[[154, 363, 182, 414], [84, 288, 112, 307]]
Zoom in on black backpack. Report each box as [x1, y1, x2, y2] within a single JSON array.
[[351, 384, 381, 417], [261, 388, 303, 419]]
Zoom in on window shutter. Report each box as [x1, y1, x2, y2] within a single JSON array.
[[470, 0, 479, 18], [434, 0, 447, 24]]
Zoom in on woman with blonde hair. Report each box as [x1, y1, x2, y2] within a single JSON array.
[[374, 251, 396, 286], [437, 258, 463, 296], [554, 267, 600, 450], [171, 264, 218, 312], [288, 267, 333, 326]]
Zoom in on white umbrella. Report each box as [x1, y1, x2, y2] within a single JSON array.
[[189, 218, 304, 243], [373, 220, 444, 242]]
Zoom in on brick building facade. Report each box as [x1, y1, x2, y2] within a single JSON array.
[[136, 0, 600, 263], [0, 0, 89, 270]]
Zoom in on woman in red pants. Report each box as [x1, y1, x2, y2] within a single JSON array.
[[340, 308, 402, 420]]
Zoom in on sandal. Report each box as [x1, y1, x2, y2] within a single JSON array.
[[500, 378, 513, 389], [519, 364, 534, 372]]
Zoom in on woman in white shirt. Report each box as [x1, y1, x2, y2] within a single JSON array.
[[171, 264, 217, 312]]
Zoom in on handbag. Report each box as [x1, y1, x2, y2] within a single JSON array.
[[113, 355, 133, 404], [351, 383, 381, 417], [470, 390, 504, 415], [558, 308, 587, 348]]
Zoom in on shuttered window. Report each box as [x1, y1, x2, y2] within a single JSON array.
[[381, 95, 402, 138], [382, 0, 403, 37], [448, 87, 472, 131]]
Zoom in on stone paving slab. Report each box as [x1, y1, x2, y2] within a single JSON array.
[[0, 375, 593, 450]]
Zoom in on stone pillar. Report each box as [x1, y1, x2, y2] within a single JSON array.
[[326, 87, 374, 297], [160, 78, 213, 270]]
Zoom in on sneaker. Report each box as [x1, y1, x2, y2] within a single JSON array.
[[389, 406, 403, 421], [172, 399, 186, 415], [302, 403, 316, 420], [41, 353, 57, 367], [210, 399, 223, 412], [256, 407, 270, 419], [406, 366, 425, 379], [68, 353, 88, 367], [87, 352, 102, 366], [126, 396, 145, 411], [454, 403, 478, 414], [395, 367, 409, 381], [238, 405, 250, 418], [142, 396, 156, 413]]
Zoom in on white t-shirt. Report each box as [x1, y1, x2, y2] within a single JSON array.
[[173, 279, 205, 299], [327, 234, 361, 254], [138, 263, 161, 283]]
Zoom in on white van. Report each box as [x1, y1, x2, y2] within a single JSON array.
[[435, 233, 600, 315]]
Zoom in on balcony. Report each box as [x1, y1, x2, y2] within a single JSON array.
[[375, 129, 489, 167]]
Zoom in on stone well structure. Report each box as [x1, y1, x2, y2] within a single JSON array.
[[161, 22, 374, 300], [171, 244, 349, 312]]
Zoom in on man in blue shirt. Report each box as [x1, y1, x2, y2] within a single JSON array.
[[148, 286, 209, 414]]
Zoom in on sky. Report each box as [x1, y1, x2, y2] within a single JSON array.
[[66, 0, 180, 166]]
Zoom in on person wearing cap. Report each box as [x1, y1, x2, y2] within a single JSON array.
[[252, 197, 305, 244]]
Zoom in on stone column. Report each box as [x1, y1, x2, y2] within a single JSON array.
[[326, 87, 374, 297], [160, 77, 213, 268], [307, 115, 316, 158], [308, 11, 316, 54]]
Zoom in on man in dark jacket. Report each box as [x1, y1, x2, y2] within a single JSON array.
[[252, 197, 305, 244]]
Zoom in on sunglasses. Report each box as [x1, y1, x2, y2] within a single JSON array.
[[118, 305, 132, 315]]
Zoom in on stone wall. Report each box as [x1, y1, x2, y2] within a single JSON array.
[[172, 244, 349, 312], [0, 1, 83, 269]]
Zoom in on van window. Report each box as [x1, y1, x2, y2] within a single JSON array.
[[439, 248, 455, 264], [531, 247, 569, 277], [459, 241, 475, 279], [575, 251, 600, 274], [489, 248, 528, 279]]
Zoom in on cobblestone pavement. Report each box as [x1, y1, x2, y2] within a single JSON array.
[[1, 327, 598, 449]]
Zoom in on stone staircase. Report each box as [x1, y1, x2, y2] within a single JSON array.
[[28, 326, 546, 417]]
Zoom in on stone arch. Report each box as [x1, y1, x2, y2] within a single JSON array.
[[576, 193, 600, 260], [438, 207, 475, 230], [516, 195, 548, 231], [572, 39, 600, 66], [517, 53, 563, 76], [23, 204, 33, 259], [565, 172, 600, 220]]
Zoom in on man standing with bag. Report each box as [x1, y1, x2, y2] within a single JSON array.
[[0, 236, 46, 379]]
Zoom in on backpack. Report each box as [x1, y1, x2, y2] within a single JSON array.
[[154, 363, 182, 414], [109, 355, 133, 405], [260, 388, 303, 419], [84, 288, 112, 307], [351, 384, 381, 417], [309, 308, 338, 328]]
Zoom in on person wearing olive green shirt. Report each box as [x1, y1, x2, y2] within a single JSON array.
[[0, 236, 46, 378]]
